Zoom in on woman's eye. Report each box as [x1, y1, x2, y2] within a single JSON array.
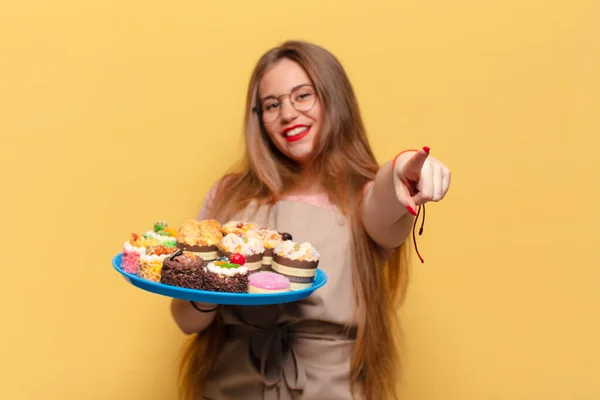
[[295, 93, 311, 101], [265, 102, 279, 111]]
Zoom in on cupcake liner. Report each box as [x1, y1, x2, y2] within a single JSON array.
[[218, 250, 264, 272], [176, 242, 219, 261], [263, 248, 274, 257], [271, 254, 318, 291], [260, 249, 274, 271]]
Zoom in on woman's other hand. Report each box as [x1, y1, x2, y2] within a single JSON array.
[[393, 147, 451, 216]]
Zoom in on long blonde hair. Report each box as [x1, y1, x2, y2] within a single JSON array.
[[178, 40, 411, 400]]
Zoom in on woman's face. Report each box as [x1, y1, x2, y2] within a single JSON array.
[[257, 58, 323, 165]]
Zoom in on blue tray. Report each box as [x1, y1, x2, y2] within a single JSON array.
[[112, 253, 327, 306]]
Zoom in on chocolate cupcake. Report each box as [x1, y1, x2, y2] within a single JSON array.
[[201, 258, 248, 293], [160, 250, 205, 290], [271, 240, 320, 291], [176, 219, 223, 262], [217, 233, 265, 273]]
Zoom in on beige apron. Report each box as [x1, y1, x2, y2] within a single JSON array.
[[201, 199, 360, 400]]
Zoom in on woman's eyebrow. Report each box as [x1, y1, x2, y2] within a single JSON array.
[[259, 83, 311, 102]]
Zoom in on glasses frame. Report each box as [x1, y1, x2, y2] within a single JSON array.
[[252, 84, 318, 123]]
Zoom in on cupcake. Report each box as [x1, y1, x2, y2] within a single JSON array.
[[248, 271, 291, 294], [217, 233, 265, 273], [271, 240, 320, 291], [121, 233, 156, 274], [246, 229, 291, 271], [138, 245, 177, 282], [201, 257, 249, 293], [143, 221, 177, 247], [221, 220, 261, 236], [160, 249, 205, 289], [176, 219, 223, 262]]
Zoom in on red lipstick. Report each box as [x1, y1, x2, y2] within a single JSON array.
[[282, 125, 310, 142]]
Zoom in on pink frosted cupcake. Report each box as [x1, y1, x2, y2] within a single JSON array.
[[248, 271, 291, 294], [122, 233, 146, 274]]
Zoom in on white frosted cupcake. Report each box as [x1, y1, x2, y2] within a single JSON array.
[[201, 259, 249, 293], [143, 221, 177, 247], [246, 229, 287, 271], [222, 220, 261, 236], [271, 241, 320, 290], [217, 233, 265, 273]]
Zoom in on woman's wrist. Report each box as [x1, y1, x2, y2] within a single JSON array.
[[189, 301, 220, 313]]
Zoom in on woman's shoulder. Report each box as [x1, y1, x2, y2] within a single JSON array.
[[197, 173, 241, 220], [362, 180, 374, 196], [207, 173, 239, 195]]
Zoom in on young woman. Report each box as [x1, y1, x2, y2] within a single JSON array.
[[169, 40, 451, 400]]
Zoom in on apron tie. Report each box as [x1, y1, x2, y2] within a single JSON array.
[[231, 323, 306, 400], [259, 324, 306, 400]]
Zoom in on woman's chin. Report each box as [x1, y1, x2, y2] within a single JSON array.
[[289, 151, 314, 166], [285, 141, 316, 165]]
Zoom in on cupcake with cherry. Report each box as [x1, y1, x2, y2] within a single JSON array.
[[202, 253, 249, 293], [217, 233, 265, 273]]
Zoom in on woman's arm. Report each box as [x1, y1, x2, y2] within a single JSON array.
[[362, 160, 415, 249], [362, 147, 451, 249], [169, 177, 226, 334], [170, 300, 219, 335]]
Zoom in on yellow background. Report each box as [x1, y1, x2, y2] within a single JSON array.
[[1, 0, 599, 399]]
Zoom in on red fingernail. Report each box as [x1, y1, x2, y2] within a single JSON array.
[[423, 146, 430, 154], [406, 205, 417, 216]]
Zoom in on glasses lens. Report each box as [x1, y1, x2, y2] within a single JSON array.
[[291, 85, 316, 112], [261, 100, 281, 123]]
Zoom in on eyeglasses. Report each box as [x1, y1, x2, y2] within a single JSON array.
[[252, 84, 317, 123]]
